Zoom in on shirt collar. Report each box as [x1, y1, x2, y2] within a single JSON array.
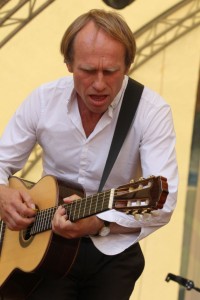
[[108, 75, 128, 110]]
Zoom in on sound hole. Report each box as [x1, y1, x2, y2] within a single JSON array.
[[19, 226, 34, 248], [19, 205, 38, 248]]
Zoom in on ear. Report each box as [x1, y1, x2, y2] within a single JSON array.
[[67, 63, 73, 73]]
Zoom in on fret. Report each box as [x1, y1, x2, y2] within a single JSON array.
[[82, 197, 87, 218], [67, 200, 74, 221], [67, 200, 78, 222], [93, 194, 98, 214], [88, 194, 93, 216], [76, 197, 82, 220], [100, 192, 105, 211]]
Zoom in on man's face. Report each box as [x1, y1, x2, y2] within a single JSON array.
[[67, 21, 129, 116]]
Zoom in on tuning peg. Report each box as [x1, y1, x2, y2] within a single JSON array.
[[125, 210, 132, 215], [134, 214, 143, 221], [136, 200, 141, 206], [137, 184, 143, 190], [129, 186, 135, 192], [143, 212, 152, 220], [132, 211, 143, 221], [151, 210, 160, 216]]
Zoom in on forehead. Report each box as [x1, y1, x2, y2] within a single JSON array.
[[72, 21, 126, 64], [75, 21, 107, 42]]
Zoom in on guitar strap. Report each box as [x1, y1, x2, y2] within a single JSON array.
[[98, 77, 144, 192]]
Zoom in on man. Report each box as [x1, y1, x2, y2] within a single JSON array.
[[0, 9, 178, 300]]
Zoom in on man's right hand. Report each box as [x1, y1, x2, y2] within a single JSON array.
[[0, 185, 36, 231]]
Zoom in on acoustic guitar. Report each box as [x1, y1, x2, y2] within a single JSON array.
[[0, 175, 168, 299]]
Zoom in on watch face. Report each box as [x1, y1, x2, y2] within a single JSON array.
[[99, 226, 110, 237]]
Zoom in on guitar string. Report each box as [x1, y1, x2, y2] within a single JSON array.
[[29, 190, 112, 235]]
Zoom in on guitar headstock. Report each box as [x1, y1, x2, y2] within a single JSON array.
[[113, 176, 168, 219]]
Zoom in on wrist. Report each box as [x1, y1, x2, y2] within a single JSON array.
[[95, 217, 111, 237]]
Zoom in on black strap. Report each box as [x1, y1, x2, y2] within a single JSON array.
[[98, 78, 144, 192]]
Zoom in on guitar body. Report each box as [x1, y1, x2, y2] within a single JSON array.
[[0, 174, 168, 299], [0, 175, 84, 300]]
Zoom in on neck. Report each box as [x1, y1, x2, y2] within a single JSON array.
[[77, 97, 104, 137]]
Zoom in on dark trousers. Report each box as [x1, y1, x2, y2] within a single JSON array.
[[28, 238, 145, 300]]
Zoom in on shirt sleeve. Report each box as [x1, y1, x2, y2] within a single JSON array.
[[0, 88, 42, 184]]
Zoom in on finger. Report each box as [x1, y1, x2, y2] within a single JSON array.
[[20, 190, 36, 210], [17, 202, 36, 219], [18, 190, 37, 217], [53, 206, 67, 224], [63, 194, 81, 203], [6, 209, 35, 230], [52, 207, 70, 233], [57, 205, 66, 216]]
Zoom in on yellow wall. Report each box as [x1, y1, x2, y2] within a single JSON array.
[[133, 26, 200, 299], [0, 1, 200, 299]]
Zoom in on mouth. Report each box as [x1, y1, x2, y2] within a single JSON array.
[[89, 94, 109, 106], [90, 94, 108, 101]]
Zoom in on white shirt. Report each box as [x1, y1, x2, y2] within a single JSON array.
[[0, 75, 178, 255]]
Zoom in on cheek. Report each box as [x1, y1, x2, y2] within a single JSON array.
[[76, 72, 94, 85], [109, 75, 125, 93], [73, 75, 90, 94]]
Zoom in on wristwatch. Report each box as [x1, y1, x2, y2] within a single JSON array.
[[98, 220, 110, 237]]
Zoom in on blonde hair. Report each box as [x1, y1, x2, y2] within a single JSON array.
[[60, 9, 136, 68]]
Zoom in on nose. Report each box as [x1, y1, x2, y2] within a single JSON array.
[[93, 72, 106, 91]]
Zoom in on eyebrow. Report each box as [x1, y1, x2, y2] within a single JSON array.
[[80, 65, 119, 72]]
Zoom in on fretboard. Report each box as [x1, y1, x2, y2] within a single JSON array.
[[30, 189, 115, 235]]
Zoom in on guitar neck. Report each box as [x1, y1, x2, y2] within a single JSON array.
[[30, 189, 115, 235], [6, 175, 168, 238]]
